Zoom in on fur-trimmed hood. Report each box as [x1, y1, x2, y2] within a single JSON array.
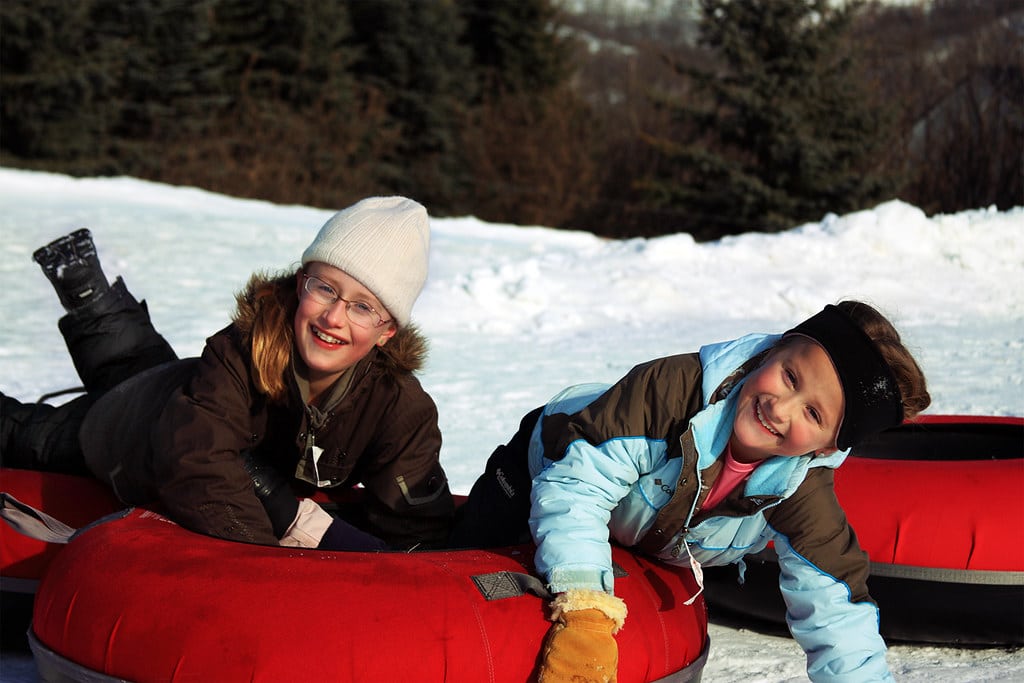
[[375, 322, 429, 374]]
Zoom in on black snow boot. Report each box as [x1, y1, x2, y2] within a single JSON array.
[[32, 228, 111, 312]]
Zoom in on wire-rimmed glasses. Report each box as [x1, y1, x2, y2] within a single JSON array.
[[301, 273, 391, 329]]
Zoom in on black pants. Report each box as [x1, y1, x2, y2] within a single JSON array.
[[448, 406, 544, 549], [0, 278, 177, 474]]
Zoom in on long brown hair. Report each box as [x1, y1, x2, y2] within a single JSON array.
[[233, 270, 300, 402]]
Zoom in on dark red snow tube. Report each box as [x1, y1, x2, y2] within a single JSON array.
[[28, 508, 707, 682], [0, 468, 120, 593], [1, 468, 708, 682], [703, 414, 1024, 645]]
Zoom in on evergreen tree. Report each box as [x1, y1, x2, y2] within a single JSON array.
[[1, 0, 134, 167], [640, 0, 896, 237], [0, 0, 365, 189], [346, 0, 476, 205], [1, 0, 230, 171], [457, 0, 572, 97], [207, 0, 356, 110], [452, 0, 600, 226]]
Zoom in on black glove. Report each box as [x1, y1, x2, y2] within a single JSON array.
[[317, 518, 389, 552], [241, 452, 299, 539]]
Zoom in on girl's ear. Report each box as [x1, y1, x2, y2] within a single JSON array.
[[377, 324, 397, 347]]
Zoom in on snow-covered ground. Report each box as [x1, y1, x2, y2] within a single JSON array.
[[1, 168, 1021, 681]]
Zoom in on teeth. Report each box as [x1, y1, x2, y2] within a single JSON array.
[[756, 402, 781, 436], [313, 328, 343, 344]]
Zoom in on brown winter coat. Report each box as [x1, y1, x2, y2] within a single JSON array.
[[79, 276, 453, 548]]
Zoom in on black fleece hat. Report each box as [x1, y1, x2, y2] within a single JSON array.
[[786, 305, 904, 450]]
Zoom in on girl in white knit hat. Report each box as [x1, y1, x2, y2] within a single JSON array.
[[1, 197, 454, 551]]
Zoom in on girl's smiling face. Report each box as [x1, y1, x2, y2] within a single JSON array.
[[729, 336, 844, 463], [293, 263, 395, 402]]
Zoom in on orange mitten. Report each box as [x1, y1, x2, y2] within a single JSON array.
[[537, 589, 627, 683]]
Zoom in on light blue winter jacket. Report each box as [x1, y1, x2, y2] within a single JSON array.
[[527, 333, 893, 682]]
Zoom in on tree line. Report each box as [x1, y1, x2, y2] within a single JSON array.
[[2, 0, 1020, 240]]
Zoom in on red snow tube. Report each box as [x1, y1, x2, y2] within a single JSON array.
[[29, 508, 708, 683], [703, 414, 1024, 645], [0, 469, 709, 682], [0, 468, 120, 593]]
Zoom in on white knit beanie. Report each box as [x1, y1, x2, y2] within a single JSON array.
[[301, 196, 430, 327]]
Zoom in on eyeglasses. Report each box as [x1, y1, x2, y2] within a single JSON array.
[[301, 273, 391, 329]]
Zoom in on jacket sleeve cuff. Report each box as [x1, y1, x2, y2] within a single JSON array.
[[546, 565, 616, 595], [549, 589, 628, 633], [279, 498, 333, 548]]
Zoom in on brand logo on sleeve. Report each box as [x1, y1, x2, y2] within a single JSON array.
[[495, 467, 516, 499]]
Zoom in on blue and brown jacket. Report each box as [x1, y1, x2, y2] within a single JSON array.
[[527, 333, 893, 682]]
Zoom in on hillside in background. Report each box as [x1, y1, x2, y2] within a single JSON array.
[[2, 0, 1020, 238]]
